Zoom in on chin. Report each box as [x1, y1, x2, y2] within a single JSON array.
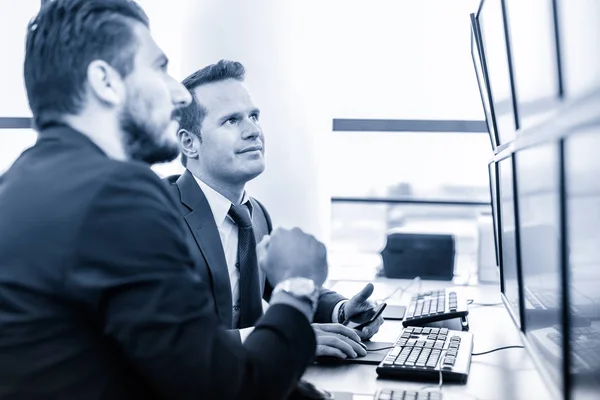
[[244, 164, 266, 182]]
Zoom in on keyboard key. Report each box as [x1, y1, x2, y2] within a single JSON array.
[[440, 328, 449, 335]]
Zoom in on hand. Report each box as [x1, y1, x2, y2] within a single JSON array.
[[344, 283, 384, 340], [313, 323, 368, 359], [257, 227, 328, 287]]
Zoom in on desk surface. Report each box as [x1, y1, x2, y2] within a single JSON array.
[[304, 279, 555, 400]]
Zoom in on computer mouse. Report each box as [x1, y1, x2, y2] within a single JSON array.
[[288, 379, 334, 400]]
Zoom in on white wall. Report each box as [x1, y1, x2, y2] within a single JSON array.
[[0, 0, 40, 174], [0, 0, 38, 117]]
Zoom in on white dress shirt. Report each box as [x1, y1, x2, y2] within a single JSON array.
[[193, 176, 269, 341], [193, 176, 344, 341]]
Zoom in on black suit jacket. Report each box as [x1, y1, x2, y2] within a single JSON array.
[[165, 170, 346, 329], [0, 125, 315, 400]]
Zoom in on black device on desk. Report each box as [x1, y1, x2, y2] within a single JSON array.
[[381, 233, 455, 281], [402, 289, 469, 329], [344, 303, 387, 330], [376, 326, 474, 383]]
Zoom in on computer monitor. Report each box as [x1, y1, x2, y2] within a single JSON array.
[[488, 160, 500, 268], [557, 0, 600, 100], [503, 0, 562, 129], [564, 131, 600, 399], [477, 0, 518, 145], [497, 154, 522, 328], [515, 142, 564, 399], [470, 13, 499, 150]]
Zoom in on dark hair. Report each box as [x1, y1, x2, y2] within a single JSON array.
[[24, 0, 149, 129], [179, 60, 246, 167]]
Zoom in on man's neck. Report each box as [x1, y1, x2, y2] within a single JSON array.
[[62, 113, 127, 161], [190, 169, 245, 204]]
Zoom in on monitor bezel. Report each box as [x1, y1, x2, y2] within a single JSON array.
[[476, 0, 520, 146], [487, 160, 501, 268], [496, 150, 525, 331], [470, 12, 500, 150]]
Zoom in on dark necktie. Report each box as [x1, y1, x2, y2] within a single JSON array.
[[228, 203, 263, 328]]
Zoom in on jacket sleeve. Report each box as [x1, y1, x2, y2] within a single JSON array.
[[313, 288, 347, 323], [66, 164, 316, 400]]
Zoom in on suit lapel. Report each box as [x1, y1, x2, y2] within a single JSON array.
[[176, 170, 233, 328], [249, 198, 269, 301]]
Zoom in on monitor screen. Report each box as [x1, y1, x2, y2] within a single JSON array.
[[477, 0, 517, 145], [488, 161, 500, 268], [564, 130, 600, 399], [557, 0, 600, 100], [498, 155, 521, 328], [471, 13, 499, 150], [503, 0, 561, 129], [515, 143, 564, 395]]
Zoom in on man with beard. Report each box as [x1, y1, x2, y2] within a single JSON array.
[[0, 1, 329, 399], [167, 60, 384, 359]]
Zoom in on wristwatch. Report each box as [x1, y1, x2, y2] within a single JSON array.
[[272, 277, 320, 312]]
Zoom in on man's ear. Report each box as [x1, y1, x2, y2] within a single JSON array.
[[86, 60, 125, 106], [177, 129, 200, 161]]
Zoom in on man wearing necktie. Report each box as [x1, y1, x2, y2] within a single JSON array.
[[166, 60, 384, 359]]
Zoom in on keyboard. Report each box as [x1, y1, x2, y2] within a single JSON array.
[[403, 289, 468, 327], [375, 389, 442, 400], [376, 326, 474, 383]]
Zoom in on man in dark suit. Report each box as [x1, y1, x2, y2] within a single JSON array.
[[0, 1, 330, 398], [167, 60, 384, 359]]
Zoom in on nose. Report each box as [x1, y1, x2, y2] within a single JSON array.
[[171, 80, 192, 109], [241, 119, 261, 140]]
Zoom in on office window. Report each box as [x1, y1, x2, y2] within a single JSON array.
[[327, 0, 493, 283], [330, 130, 492, 283]]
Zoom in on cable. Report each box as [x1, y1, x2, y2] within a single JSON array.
[[470, 302, 503, 307], [378, 276, 422, 302], [471, 345, 525, 356], [367, 346, 395, 352]]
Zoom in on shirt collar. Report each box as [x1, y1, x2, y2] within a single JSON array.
[[193, 175, 252, 228]]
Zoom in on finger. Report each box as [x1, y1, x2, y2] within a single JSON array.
[[319, 336, 358, 358], [352, 283, 375, 304], [318, 323, 362, 343], [316, 345, 347, 359], [361, 316, 384, 338]]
